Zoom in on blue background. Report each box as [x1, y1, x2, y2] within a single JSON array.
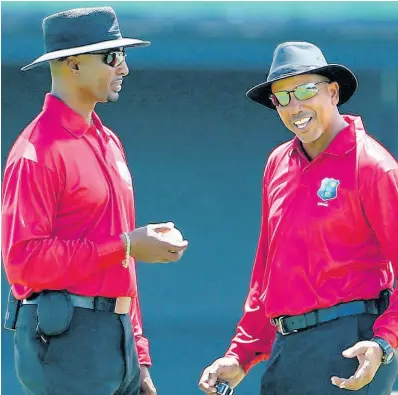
[[1, 2, 398, 394]]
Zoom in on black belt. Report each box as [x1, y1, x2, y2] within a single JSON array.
[[272, 299, 380, 336], [23, 293, 131, 314]]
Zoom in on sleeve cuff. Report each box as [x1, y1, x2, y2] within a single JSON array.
[[97, 235, 126, 269], [136, 336, 152, 367], [224, 348, 267, 373], [242, 354, 268, 372], [224, 344, 252, 373]]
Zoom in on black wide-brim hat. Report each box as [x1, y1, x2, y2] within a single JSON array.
[[21, 6, 150, 71], [246, 42, 358, 110]]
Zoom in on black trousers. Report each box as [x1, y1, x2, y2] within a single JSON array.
[[14, 305, 140, 395], [260, 314, 398, 395]]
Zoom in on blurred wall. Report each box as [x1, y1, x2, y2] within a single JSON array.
[[1, 2, 398, 395]]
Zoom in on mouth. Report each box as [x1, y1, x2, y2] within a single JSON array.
[[292, 116, 312, 131], [111, 80, 123, 92]]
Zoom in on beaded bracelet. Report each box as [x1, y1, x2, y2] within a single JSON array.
[[121, 232, 131, 269]]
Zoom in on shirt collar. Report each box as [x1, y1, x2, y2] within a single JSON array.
[[42, 93, 107, 138], [289, 114, 365, 157]]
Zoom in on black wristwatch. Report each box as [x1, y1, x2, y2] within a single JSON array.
[[371, 337, 394, 365]]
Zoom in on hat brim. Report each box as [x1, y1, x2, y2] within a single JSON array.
[[21, 38, 151, 71], [246, 64, 358, 110]]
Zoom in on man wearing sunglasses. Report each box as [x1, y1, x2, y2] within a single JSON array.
[[2, 7, 189, 395], [199, 42, 397, 394]]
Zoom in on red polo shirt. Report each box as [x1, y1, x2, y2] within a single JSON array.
[[2, 94, 151, 366], [225, 115, 398, 371]]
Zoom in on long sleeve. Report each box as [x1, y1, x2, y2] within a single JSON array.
[[1, 157, 125, 292], [224, 174, 277, 372], [360, 167, 398, 348], [107, 130, 152, 365], [130, 294, 152, 366]]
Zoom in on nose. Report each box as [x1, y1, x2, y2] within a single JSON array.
[[287, 93, 303, 115], [117, 59, 129, 77]]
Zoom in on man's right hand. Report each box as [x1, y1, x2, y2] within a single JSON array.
[[126, 222, 188, 263], [199, 357, 245, 393]]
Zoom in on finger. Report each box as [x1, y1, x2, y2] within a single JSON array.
[[143, 387, 156, 394], [331, 375, 354, 387], [202, 371, 219, 389], [331, 376, 353, 389], [208, 372, 220, 387], [165, 240, 189, 251], [342, 342, 369, 358], [199, 371, 218, 393], [146, 381, 157, 392], [338, 376, 365, 390], [140, 379, 157, 394], [166, 251, 184, 262], [159, 251, 183, 262], [331, 376, 345, 386], [332, 373, 367, 391], [199, 368, 212, 386]]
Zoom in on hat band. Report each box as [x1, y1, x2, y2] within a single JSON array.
[[268, 64, 326, 82], [45, 30, 122, 53]]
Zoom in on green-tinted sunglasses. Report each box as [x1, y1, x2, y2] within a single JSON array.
[[270, 81, 329, 107]]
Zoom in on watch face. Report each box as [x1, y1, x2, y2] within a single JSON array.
[[215, 382, 233, 395]]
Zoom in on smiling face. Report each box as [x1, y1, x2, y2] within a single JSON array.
[[271, 74, 340, 144]]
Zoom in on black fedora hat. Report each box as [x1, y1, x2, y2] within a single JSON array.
[[246, 42, 358, 110], [21, 6, 150, 71]]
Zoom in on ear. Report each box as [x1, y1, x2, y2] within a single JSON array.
[[329, 82, 340, 106], [66, 57, 80, 74]]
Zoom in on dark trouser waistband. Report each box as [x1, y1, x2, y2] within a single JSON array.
[[262, 313, 398, 395], [22, 292, 131, 315], [272, 298, 381, 335]]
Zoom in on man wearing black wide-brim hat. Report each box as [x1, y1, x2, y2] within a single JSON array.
[[199, 42, 397, 394], [2, 7, 188, 395]]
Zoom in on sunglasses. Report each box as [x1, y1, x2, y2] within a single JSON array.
[[88, 50, 127, 67], [270, 81, 329, 107]]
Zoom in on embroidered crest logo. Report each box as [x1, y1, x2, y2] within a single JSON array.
[[317, 178, 340, 201]]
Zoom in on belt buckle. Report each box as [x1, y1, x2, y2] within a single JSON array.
[[275, 316, 295, 336]]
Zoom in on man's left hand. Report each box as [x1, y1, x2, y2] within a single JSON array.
[[331, 340, 383, 391], [140, 365, 157, 395]]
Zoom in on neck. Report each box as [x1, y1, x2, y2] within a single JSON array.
[[51, 82, 95, 125], [302, 115, 348, 160]]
